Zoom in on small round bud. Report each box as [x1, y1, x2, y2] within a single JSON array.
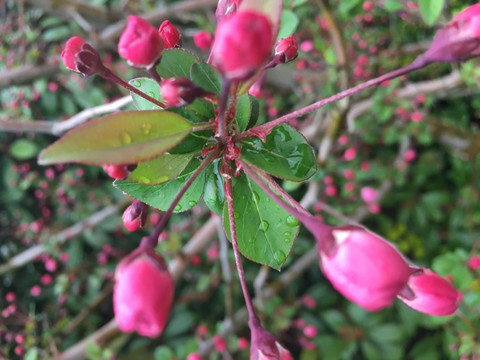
[[122, 201, 148, 232], [160, 77, 202, 107], [274, 36, 298, 64], [102, 164, 130, 179], [61, 37, 103, 76], [193, 31, 214, 51], [159, 20, 182, 49]]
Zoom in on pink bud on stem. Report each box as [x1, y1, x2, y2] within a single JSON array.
[[249, 318, 293, 360], [160, 77, 213, 107], [158, 20, 182, 49], [122, 201, 148, 232]]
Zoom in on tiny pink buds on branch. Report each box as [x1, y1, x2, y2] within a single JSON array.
[[61, 37, 103, 76], [122, 201, 148, 232], [160, 77, 208, 107], [114, 247, 174, 338], [398, 268, 462, 316], [118, 16, 164, 69], [211, 11, 273, 80], [249, 318, 293, 360], [318, 225, 413, 311], [419, 4, 480, 64], [158, 20, 182, 49], [273, 36, 298, 64], [193, 31, 213, 51]]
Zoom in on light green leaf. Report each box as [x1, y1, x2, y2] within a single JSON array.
[[129, 77, 163, 110], [277, 10, 299, 40], [419, 0, 444, 25], [10, 139, 38, 160]]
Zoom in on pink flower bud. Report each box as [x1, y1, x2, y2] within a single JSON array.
[[420, 4, 480, 64], [118, 16, 164, 68], [158, 20, 182, 49], [360, 186, 378, 203], [194, 31, 214, 51], [114, 248, 174, 337], [211, 11, 273, 80], [249, 318, 293, 360], [102, 164, 130, 179], [274, 36, 298, 64], [468, 255, 480, 270], [215, 0, 242, 22], [187, 353, 202, 360], [61, 37, 103, 76], [398, 268, 462, 316], [318, 225, 412, 311], [122, 201, 148, 232], [160, 77, 202, 107]]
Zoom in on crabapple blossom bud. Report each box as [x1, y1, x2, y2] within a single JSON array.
[[398, 268, 462, 316], [160, 77, 202, 107], [249, 318, 293, 360], [211, 11, 273, 80], [102, 164, 130, 179], [61, 37, 103, 76], [158, 20, 182, 49], [360, 186, 378, 203], [194, 31, 213, 51], [122, 201, 148, 232], [274, 36, 298, 64], [114, 248, 174, 337], [215, 0, 242, 22], [187, 353, 202, 360], [318, 225, 413, 311], [118, 16, 164, 68], [420, 4, 480, 64], [469, 255, 480, 270]]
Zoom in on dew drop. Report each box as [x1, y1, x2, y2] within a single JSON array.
[[259, 220, 269, 231], [248, 237, 256, 244], [139, 176, 151, 184], [252, 191, 260, 203], [141, 123, 152, 135], [133, 80, 141, 87], [234, 211, 240, 219], [284, 231, 291, 237], [273, 250, 286, 265], [148, 91, 156, 98], [284, 238, 291, 243], [120, 131, 132, 145], [157, 175, 168, 183], [188, 200, 197, 207], [286, 215, 299, 227], [174, 204, 182, 211]]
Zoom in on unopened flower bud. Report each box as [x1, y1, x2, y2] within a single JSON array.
[[398, 268, 462, 316], [274, 36, 298, 64], [360, 186, 378, 203], [249, 318, 293, 360], [318, 225, 413, 311], [160, 77, 203, 107], [102, 164, 132, 179], [211, 11, 273, 80], [158, 20, 182, 49], [114, 248, 174, 337], [420, 4, 480, 64], [193, 31, 214, 51], [61, 37, 103, 76], [215, 0, 242, 23], [122, 201, 148, 232], [118, 16, 164, 68]]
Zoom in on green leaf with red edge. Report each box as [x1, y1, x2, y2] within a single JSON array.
[[114, 159, 206, 213], [223, 173, 299, 270], [240, 124, 317, 181], [128, 152, 196, 185], [38, 111, 193, 165], [129, 78, 163, 110]]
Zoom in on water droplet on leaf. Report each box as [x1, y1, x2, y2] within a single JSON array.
[[188, 200, 197, 207], [274, 250, 286, 265], [259, 220, 269, 231], [286, 215, 299, 227], [120, 131, 132, 145], [248, 237, 256, 243], [174, 204, 182, 211]]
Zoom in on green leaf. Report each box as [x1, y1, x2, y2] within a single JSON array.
[[277, 10, 299, 40], [38, 111, 193, 165], [156, 49, 201, 79], [128, 152, 195, 185], [10, 139, 38, 160], [129, 77, 163, 110], [241, 124, 317, 181], [190, 62, 222, 94], [234, 94, 252, 132], [384, 0, 404, 12], [115, 159, 206, 213], [419, 0, 444, 25], [203, 160, 225, 216], [223, 173, 299, 270]]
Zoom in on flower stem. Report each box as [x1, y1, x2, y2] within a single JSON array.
[[141, 149, 221, 249], [217, 78, 232, 143], [224, 160, 259, 322], [236, 59, 428, 141], [100, 66, 167, 109], [239, 159, 332, 239], [147, 66, 163, 85]]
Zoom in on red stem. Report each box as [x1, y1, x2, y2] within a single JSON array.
[[236, 59, 428, 141], [141, 149, 220, 249], [224, 161, 259, 322], [217, 78, 232, 143]]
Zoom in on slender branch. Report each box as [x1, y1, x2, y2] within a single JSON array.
[[217, 79, 232, 143], [224, 161, 258, 321], [0, 96, 132, 136], [236, 59, 428, 141], [217, 217, 235, 322], [147, 66, 163, 85], [141, 149, 220, 248]]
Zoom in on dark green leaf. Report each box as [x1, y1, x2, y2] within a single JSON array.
[[223, 173, 299, 270], [190, 62, 222, 94], [115, 159, 206, 213], [241, 124, 317, 181], [128, 77, 163, 110], [234, 94, 252, 132], [38, 111, 192, 165], [419, 0, 444, 25], [128, 153, 195, 185], [156, 49, 201, 79], [203, 160, 225, 216]]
